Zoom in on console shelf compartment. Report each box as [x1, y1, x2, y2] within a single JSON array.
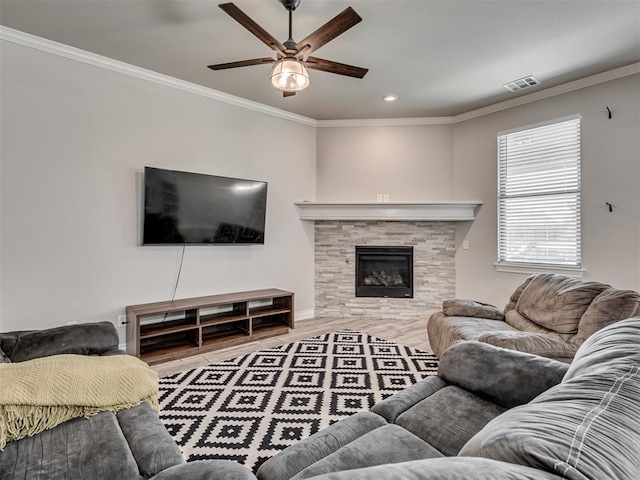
[[139, 315, 198, 339], [126, 289, 294, 365]]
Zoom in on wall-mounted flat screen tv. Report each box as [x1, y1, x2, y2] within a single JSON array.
[[142, 167, 267, 245]]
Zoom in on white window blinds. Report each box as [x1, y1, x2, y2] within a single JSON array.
[[497, 117, 581, 268]]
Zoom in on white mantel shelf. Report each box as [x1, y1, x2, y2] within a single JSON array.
[[294, 201, 483, 221]]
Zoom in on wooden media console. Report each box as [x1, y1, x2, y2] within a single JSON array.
[[126, 288, 294, 364]]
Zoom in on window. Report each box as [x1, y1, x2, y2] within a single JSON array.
[[497, 116, 581, 270]]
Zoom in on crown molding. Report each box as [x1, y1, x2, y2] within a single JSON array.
[[0, 26, 318, 127], [318, 63, 639, 127], [2, 26, 637, 128], [452, 62, 640, 123], [317, 117, 454, 127]]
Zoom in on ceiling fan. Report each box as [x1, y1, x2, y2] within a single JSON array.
[[208, 0, 368, 97]]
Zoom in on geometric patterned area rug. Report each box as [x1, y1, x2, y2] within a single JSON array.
[[158, 329, 439, 473]]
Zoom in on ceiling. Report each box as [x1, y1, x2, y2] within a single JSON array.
[[1, 0, 639, 120]]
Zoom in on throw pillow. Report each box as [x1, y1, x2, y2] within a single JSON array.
[[442, 299, 505, 321]]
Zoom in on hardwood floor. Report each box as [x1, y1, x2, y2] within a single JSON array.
[[151, 316, 434, 378]]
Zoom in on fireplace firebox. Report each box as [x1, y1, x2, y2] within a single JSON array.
[[355, 246, 413, 298]]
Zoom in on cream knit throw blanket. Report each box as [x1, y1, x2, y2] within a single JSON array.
[[0, 354, 159, 450]]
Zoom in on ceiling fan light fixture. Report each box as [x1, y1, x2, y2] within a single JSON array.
[[270, 58, 310, 92]]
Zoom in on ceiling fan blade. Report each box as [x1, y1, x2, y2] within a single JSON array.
[[305, 56, 368, 78], [208, 57, 275, 70], [219, 3, 285, 53], [283, 90, 296, 97], [296, 7, 362, 56]]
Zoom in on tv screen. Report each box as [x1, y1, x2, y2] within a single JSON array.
[[142, 167, 267, 245]]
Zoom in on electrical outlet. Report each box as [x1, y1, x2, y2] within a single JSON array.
[[118, 314, 127, 327], [376, 194, 383, 202], [463, 240, 470, 250], [383, 194, 389, 202]]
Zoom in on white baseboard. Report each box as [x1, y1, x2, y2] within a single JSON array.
[[295, 309, 315, 322]]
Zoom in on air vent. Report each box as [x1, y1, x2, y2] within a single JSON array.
[[503, 75, 540, 92]]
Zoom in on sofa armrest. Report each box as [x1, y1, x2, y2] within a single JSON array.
[[3, 321, 120, 362], [442, 299, 505, 321], [438, 341, 569, 409], [117, 403, 185, 478], [478, 331, 578, 361], [151, 460, 258, 480], [370, 376, 446, 423]]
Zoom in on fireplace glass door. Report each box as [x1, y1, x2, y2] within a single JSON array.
[[355, 246, 413, 298]]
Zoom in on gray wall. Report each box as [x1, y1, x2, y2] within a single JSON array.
[[454, 75, 640, 306], [315, 75, 640, 307], [316, 124, 453, 202], [1, 34, 638, 337], [0, 40, 317, 337]]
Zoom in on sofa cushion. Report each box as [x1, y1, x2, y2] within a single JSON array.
[[299, 457, 565, 480], [438, 341, 569, 409], [7, 322, 120, 362], [290, 424, 443, 479], [459, 318, 640, 480], [153, 460, 258, 480], [0, 411, 146, 480], [427, 312, 517, 358], [504, 309, 561, 336], [571, 289, 640, 346], [442, 299, 505, 321], [0, 347, 10, 363], [256, 411, 387, 480], [503, 276, 534, 315], [566, 316, 640, 380], [371, 375, 446, 423], [516, 273, 610, 334], [478, 331, 577, 361], [396, 386, 506, 456]]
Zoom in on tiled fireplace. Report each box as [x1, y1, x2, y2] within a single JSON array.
[[314, 221, 455, 320]]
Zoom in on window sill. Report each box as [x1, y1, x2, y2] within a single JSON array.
[[494, 262, 585, 278]]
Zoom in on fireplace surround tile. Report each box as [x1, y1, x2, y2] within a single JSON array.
[[315, 221, 455, 320]]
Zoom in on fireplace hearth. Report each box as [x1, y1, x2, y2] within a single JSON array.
[[355, 246, 413, 298]]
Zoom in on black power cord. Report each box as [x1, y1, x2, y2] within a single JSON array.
[[171, 245, 186, 301], [162, 245, 186, 322]]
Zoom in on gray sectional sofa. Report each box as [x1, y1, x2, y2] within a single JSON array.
[[428, 273, 640, 362], [254, 317, 640, 480], [0, 322, 254, 480], [4, 316, 639, 479]]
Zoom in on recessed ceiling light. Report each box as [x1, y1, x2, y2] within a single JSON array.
[[383, 94, 398, 102]]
